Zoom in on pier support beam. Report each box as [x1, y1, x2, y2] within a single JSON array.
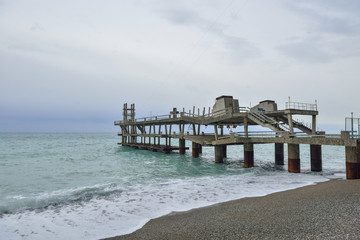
[[179, 139, 186, 155], [192, 142, 199, 158], [288, 144, 300, 173], [215, 145, 224, 163], [345, 146, 360, 179], [310, 145, 322, 172], [198, 144, 202, 154], [244, 143, 254, 168], [275, 143, 284, 165]]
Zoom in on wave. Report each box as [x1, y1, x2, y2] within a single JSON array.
[[0, 183, 123, 216]]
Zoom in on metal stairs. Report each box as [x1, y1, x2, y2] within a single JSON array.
[[248, 111, 285, 132], [278, 116, 313, 134]]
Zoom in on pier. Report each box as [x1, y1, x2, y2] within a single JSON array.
[[114, 96, 360, 179]]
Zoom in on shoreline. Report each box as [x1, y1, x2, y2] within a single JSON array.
[[103, 179, 360, 240]]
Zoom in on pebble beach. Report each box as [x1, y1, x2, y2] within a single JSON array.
[[104, 179, 360, 240]]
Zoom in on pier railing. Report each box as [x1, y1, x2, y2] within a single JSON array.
[[286, 101, 317, 111], [233, 131, 342, 139], [115, 106, 250, 124]]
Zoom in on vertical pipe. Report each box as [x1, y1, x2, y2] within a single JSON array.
[[275, 143, 284, 165], [153, 125, 156, 145], [310, 144, 322, 172], [198, 144, 202, 154], [351, 112, 354, 138], [288, 143, 300, 173], [165, 125, 168, 147], [244, 143, 254, 168], [169, 125, 172, 147]]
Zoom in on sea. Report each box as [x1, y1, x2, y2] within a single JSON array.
[[0, 132, 346, 240]]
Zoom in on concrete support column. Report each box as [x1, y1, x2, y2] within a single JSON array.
[[312, 115, 317, 135], [192, 142, 199, 158], [345, 146, 360, 179], [288, 114, 294, 134], [222, 145, 227, 158], [310, 144, 322, 172], [275, 143, 284, 165], [244, 117, 249, 137], [288, 143, 300, 173], [215, 145, 224, 163], [179, 139, 186, 155], [244, 143, 254, 168]]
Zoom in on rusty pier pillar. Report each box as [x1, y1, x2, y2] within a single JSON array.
[[310, 145, 322, 172], [345, 146, 360, 179], [244, 143, 254, 168], [215, 145, 224, 163], [288, 143, 300, 173], [275, 143, 284, 165], [179, 139, 186, 155], [192, 142, 199, 158]]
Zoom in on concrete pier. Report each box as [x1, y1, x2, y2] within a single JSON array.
[[275, 143, 284, 165], [179, 139, 186, 155], [244, 143, 254, 168], [115, 97, 360, 180], [215, 145, 225, 163], [310, 145, 322, 172], [288, 144, 300, 173], [192, 142, 199, 158], [345, 146, 360, 179]]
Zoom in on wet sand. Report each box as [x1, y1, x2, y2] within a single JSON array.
[[103, 179, 360, 240]]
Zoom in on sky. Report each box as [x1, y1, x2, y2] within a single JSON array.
[[1, 0, 359, 132]]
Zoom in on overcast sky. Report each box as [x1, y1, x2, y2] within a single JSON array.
[[1, 0, 359, 132]]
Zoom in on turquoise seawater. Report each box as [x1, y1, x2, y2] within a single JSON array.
[[0, 133, 345, 239]]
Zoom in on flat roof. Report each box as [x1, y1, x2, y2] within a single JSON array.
[[259, 100, 275, 103], [216, 95, 233, 100]]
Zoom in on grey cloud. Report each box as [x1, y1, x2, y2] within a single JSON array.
[[223, 36, 262, 63], [279, 1, 360, 63], [163, 9, 261, 63], [277, 40, 331, 63], [305, 0, 360, 16], [163, 9, 225, 35], [30, 22, 45, 31], [286, 1, 360, 36], [318, 18, 360, 35], [165, 9, 198, 25], [277, 35, 360, 63]]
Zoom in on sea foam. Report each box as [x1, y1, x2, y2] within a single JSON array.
[[0, 172, 329, 240]]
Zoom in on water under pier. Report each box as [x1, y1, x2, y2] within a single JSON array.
[[114, 96, 360, 179]]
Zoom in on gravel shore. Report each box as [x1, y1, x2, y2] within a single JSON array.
[[103, 179, 360, 240]]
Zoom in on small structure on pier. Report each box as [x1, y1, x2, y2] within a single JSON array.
[[114, 96, 360, 180]]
